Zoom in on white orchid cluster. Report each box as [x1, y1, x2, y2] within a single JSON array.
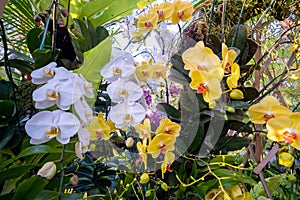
[[101, 49, 147, 128], [25, 62, 93, 157]]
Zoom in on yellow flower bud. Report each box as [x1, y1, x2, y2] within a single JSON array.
[[161, 182, 169, 191], [126, 184, 130, 188], [37, 161, 57, 180], [230, 89, 244, 100], [226, 106, 235, 113], [140, 173, 150, 184], [279, 152, 294, 167], [125, 137, 135, 148], [70, 175, 79, 186], [145, 190, 152, 197]]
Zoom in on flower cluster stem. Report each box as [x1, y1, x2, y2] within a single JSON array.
[[58, 145, 65, 200]]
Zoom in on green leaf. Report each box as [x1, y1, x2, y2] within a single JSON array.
[[0, 145, 70, 169], [0, 80, 13, 100], [77, 37, 112, 108], [34, 190, 58, 200], [0, 126, 16, 149], [89, 0, 140, 27], [0, 100, 15, 117], [96, 26, 109, 44], [32, 49, 53, 69], [214, 136, 250, 152], [156, 103, 181, 122], [0, 164, 39, 183], [26, 28, 51, 54], [12, 176, 48, 200]]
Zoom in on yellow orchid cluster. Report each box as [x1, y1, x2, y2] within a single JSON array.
[[249, 96, 299, 167], [135, 59, 167, 82], [182, 41, 221, 108], [137, 0, 193, 32], [181, 41, 244, 108], [135, 118, 181, 178]]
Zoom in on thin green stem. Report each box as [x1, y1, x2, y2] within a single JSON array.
[[58, 144, 65, 200]]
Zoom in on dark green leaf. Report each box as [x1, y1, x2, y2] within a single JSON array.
[[214, 136, 250, 151], [0, 80, 13, 100], [226, 25, 248, 60], [0, 164, 38, 183], [26, 28, 51, 54], [227, 101, 249, 109], [12, 176, 48, 200], [1, 145, 70, 169], [96, 26, 109, 44], [34, 190, 58, 200], [32, 49, 53, 69], [156, 103, 181, 121], [0, 100, 14, 117], [0, 126, 15, 149]]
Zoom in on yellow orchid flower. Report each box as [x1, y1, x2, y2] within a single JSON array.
[[137, 11, 158, 32], [87, 112, 111, 140], [222, 43, 238, 73], [161, 151, 175, 179], [135, 60, 154, 82], [155, 118, 180, 137], [189, 68, 224, 108], [137, 141, 148, 168], [171, 0, 193, 24], [151, 2, 174, 21], [135, 118, 151, 142], [152, 62, 167, 79], [266, 113, 300, 150], [226, 63, 240, 90], [147, 134, 176, 158], [182, 41, 221, 71], [248, 96, 292, 124], [278, 152, 294, 167]]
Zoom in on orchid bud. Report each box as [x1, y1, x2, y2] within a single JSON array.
[[70, 175, 79, 186], [140, 173, 149, 184], [161, 182, 169, 191], [37, 162, 57, 180], [34, 14, 42, 26], [125, 137, 135, 148], [230, 89, 244, 100], [60, 8, 69, 17]]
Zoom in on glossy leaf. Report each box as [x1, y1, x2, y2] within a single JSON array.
[[0, 100, 14, 117], [214, 136, 250, 152], [0, 145, 71, 169], [0, 80, 13, 100], [0, 126, 15, 149], [0, 164, 38, 183], [12, 176, 48, 200]]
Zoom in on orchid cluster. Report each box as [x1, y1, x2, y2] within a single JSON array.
[[249, 96, 300, 167], [25, 62, 93, 158], [134, 117, 180, 178], [181, 41, 242, 108], [137, 0, 193, 33]]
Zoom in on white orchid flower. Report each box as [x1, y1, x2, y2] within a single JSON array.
[[75, 127, 90, 159], [109, 102, 146, 128], [31, 62, 57, 84], [75, 74, 94, 98], [25, 110, 80, 144], [73, 97, 93, 123], [101, 51, 136, 82], [32, 75, 83, 110], [107, 79, 143, 103]]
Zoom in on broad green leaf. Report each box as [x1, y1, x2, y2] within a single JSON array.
[[34, 190, 58, 200], [89, 0, 140, 27], [12, 176, 48, 200], [96, 26, 109, 44], [0, 100, 14, 117], [26, 28, 51, 54], [77, 37, 112, 107], [0, 164, 39, 183], [0, 126, 16, 149], [0, 145, 71, 169]]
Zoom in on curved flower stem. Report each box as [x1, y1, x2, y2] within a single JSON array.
[[58, 144, 65, 200]]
